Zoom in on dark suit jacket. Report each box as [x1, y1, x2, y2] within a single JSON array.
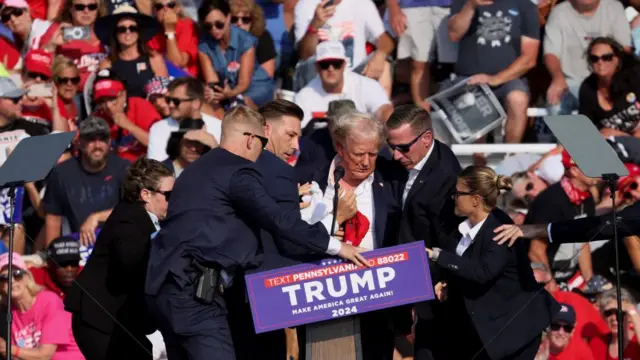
[[311, 161, 404, 249], [437, 209, 560, 360], [64, 201, 157, 334], [549, 201, 640, 242], [397, 140, 463, 320], [145, 148, 333, 295]]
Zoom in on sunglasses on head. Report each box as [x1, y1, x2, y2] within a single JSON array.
[[0, 269, 25, 282], [154, 2, 176, 10], [549, 323, 574, 333], [1, 8, 24, 23], [55, 76, 81, 85], [26, 72, 50, 81], [203, 21, 225, 31], [589, 53, 615, 64], [116, 25, 139, 34], [165, 96, 194, 107], [387, 130, 429, 153], [318, 59, 344, 71], [243, 132, 268, 148], [73, 3, 98, 11], [603, 308, 624, 318], [231, 15, 251, 24], [623, 181, 638, 200]]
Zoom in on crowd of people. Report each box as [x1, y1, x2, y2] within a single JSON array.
[[0, 0, 634, 359]]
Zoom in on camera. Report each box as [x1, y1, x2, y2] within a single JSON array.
[[63, 26, 91, 41]]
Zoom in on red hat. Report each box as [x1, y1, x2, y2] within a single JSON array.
[[93, 78, 125, 101], [618, 163, 640, 190], [561, 150, 577, 170], [24, 50, 53, 77]]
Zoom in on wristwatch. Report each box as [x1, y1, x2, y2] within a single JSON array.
[[165, 32, 176, 40], [431, 248, 441, 262]]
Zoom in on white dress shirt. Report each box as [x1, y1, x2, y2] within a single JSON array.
[[147, 211, 161, 239], [320, 159, 377, 251], [402, 143, 435, 206], [455, 218, 487, 256]]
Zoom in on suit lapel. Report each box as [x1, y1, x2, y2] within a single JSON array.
[[372, 172, 387, 248], [461, 213, 496, 258], [406, 142, 440, 203]]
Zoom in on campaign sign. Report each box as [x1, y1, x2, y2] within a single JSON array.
[[0, 187, 23, 225], [69, 228, 101, 266], [245, 242, 433, 333]]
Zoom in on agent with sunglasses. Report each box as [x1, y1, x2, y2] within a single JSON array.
[[546, 303, 596, 360], [0, 252, 84, 359], [64, 158, 174, 360], [425, 165, 559, 360], [147, 0, 199, 76], [198, 0, 275, 115], [580, 37, 640, 139]]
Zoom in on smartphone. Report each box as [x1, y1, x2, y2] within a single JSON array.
[[28, 83, 53, 97], [208, 81, 224, 89], [324, 0, 334, 7], [63, 26, 91, 41]]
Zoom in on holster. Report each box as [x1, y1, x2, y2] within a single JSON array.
[[193, 262, 223, 305]]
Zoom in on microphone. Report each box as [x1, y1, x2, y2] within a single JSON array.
[[331, 166, 345, 236]]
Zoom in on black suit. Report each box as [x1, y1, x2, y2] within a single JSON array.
[[145, 148, 335, 360], [65, 201, 157, 360], [395, 141, 462, 360], [436, 210, 559, 360]]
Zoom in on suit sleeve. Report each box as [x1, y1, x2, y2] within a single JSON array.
[[549, 204, 640, 243], [435, 233, 511, 284], [229, 168, 337, 255]]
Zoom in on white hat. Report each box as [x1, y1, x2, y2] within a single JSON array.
[[316, 41, 347, 62]]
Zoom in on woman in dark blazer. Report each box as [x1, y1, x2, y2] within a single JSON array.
[[426, 166, 560, 360], [64, 158, 175, 360]]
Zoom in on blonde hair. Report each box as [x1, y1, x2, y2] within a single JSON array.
[[332, 112, 387, 149], [229, 0, 266, 37], [52, 55, 78, 79], [0, 268, 42, 305], [459, 166, 513, 210], [596, 287, 636, 313], [221, 105, 266, 136]]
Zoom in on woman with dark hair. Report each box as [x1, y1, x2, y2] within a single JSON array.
[[425, 166, 559, 360], [95, 4, 168, 98], [163, 118, 211, 177], [579, 37, 640, 138], [198, 0, 275, 115], [64, 157, 174, 360]]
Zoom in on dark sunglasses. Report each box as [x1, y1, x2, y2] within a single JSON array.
[[73, 3, 98, 11], [2, 96, 22, 104], [387, 130, 428, 153], [57, 260, 80, 268], [318, 59, 345, 71], [81, 133, 110, 142], [203, 21, 225, 31], [243, 132, 268, 148], [165, 96, 194, 107], [588, 53, 615, 64], [26, 72, 50, 81], [154, 2, 176, 10], [549, 323, 574, 333], [0, 269, 25, 282], [604, 308, 625, 318], [451, 191, 475, 200], [154, 189, 171, 200], [231, 15, 251, 24], [1, 8, 24, 23], [623, 181, 638, 199], [55, 76, 81, 85], [116, 25, 139, 34]]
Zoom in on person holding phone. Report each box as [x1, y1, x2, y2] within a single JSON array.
[[198, 0, 275, 116]]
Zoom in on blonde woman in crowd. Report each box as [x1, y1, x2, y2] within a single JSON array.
[[0, 252, 84, 359], [229, 0, 276, 78], [426, 166, 559, 360]]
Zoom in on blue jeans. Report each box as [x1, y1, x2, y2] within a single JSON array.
[[547, 80, 581, 116]]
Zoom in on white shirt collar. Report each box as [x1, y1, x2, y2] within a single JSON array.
[[458, 218, 487, 241], [147, 211, 161, 232], [412, 142, 435, 172]]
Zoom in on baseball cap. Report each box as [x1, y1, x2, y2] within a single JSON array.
[[0, 77, 26, 99], [2, 0, 29, 9], [79, 116, 110, 138], [93, 78, 125, 101], [0, 252, 27, 271], [47, 236, 81, 264], [316, 41, 347, 62], [144, 76, 170, 100], [553, 303, 576, 324], [24, 50, 53, 77]]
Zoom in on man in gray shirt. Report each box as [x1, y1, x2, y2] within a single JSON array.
[[544, 0, 631, 115]]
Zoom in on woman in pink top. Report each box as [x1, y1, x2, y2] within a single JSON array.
[[0, 252, 84, 360]]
